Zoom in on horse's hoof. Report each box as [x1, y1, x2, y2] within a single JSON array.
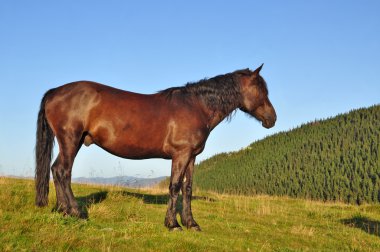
[[68, 208, 82, 218], [78, 211, 88, 219], [189, 225, 202, 231], [72, 210, 85, 219], [169, 226, 183, 232], [55, 206, 69, 215], [59, 207, 84, 218]]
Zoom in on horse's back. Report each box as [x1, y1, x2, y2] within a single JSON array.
[[45, 80, 157, 121]]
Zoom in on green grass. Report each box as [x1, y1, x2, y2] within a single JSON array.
[[1, 177, 380, 251]]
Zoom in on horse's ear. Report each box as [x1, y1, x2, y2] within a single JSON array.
[[252, 64, 264, 77]]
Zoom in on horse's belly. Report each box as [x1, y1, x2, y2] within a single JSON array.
[[101, 143, 170, 160], [87, 130, 170, 160]]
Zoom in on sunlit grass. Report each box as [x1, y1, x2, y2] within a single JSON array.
[[1, 177, 380, 251]]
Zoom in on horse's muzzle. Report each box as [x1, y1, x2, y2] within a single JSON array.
[[262, 114, 276, 129], [262, 120, 275, 129]]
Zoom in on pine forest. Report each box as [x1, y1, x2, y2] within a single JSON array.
[[194, 105, 380, 204]]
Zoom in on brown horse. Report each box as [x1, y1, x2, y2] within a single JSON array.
[[35, 64, 276, 231]]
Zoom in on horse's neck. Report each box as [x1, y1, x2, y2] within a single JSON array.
[[205, 106, 237, 131], [196, 90, 240, 131]]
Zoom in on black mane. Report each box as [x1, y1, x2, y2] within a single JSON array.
[[158, 70, 251, 118]]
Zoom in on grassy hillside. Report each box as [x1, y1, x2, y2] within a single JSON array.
[[1, 177, 380, 251], [195, 105, 380, 204]]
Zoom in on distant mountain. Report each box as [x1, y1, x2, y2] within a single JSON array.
[[72, 176, 167, 188], [194, 105, 380, 204]]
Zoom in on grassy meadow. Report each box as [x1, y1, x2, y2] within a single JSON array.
[[1, 177, 380, 251]]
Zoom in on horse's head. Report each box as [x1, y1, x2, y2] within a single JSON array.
[[237, 64, 277, 129]]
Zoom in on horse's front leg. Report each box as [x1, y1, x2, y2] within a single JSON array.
[[164, 152, 192, 231], [180, 157, 201, 231]]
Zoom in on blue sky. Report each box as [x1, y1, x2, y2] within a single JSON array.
[[0, 1, 379, 178]]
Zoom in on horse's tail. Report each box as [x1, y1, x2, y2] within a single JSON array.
[[35, 89, 55, 207]]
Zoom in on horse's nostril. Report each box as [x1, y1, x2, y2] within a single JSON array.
[[262, 115, 276, 129]]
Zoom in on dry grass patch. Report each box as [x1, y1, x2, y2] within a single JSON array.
[[291, 224, 315, 237], [0, 176, 9, 185]]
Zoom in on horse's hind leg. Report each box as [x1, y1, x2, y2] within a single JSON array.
[[52, 130, 83, 217]]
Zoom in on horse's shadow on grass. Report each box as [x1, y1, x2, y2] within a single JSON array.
[[121, 191, 215, 203], [75, 191, 108, 219], [121, 191, 168, 204], [120, 191, 184, 215], [341, 215, 380, 237], [121, 191, 216, 214], [70, 190, 215, 218]]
